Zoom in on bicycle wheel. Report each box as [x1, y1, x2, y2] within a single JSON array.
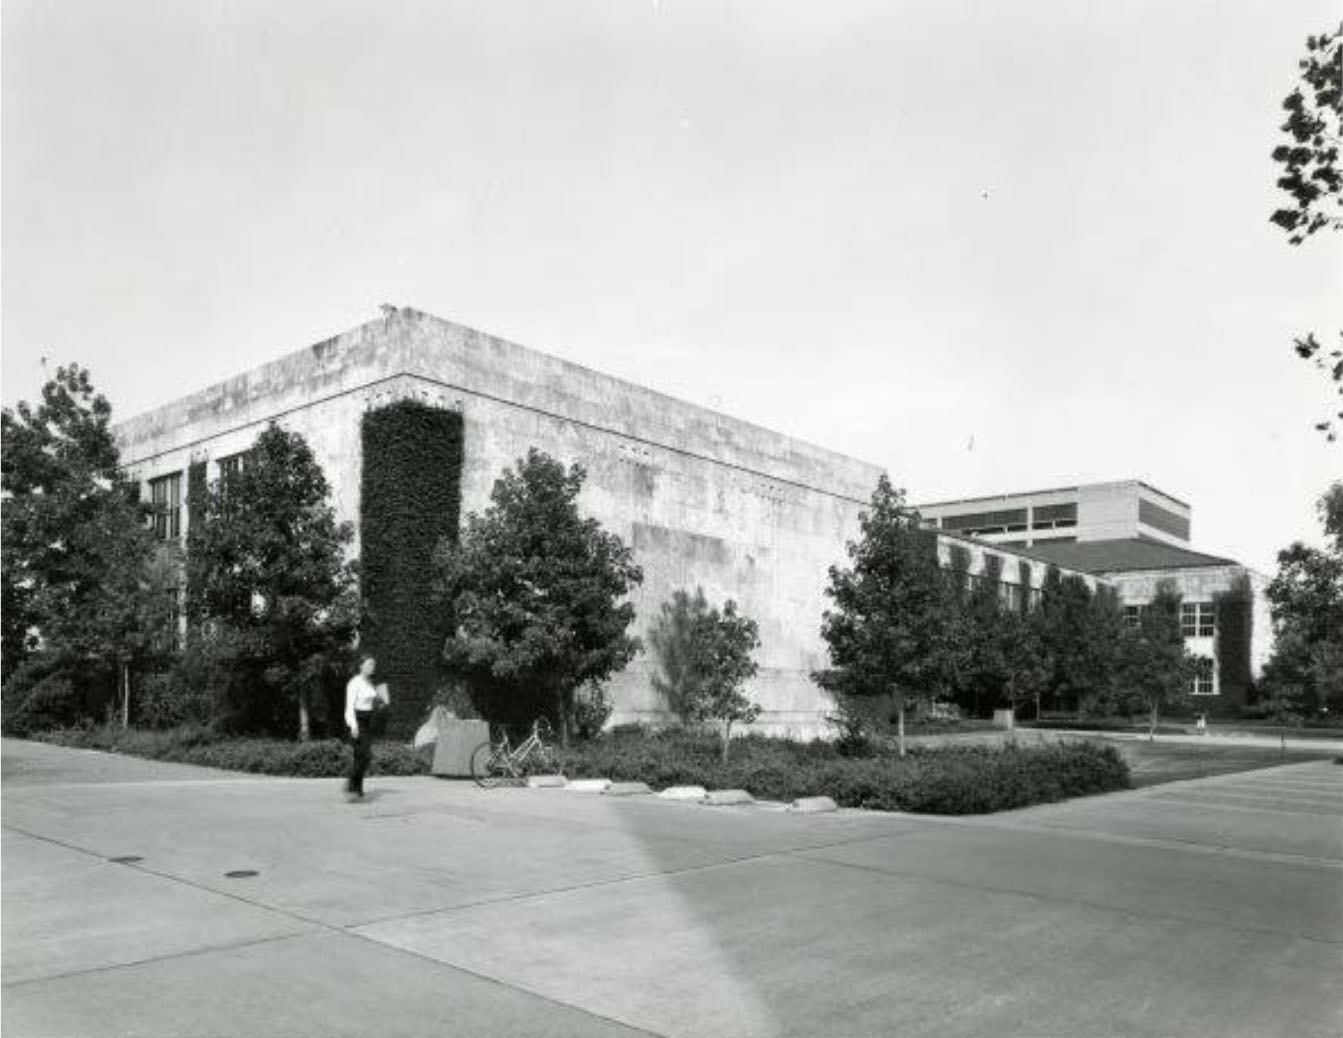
[[469, 741, 508, 788]]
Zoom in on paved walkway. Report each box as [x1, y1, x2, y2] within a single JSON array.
[[3, 738, 1341, 1037]]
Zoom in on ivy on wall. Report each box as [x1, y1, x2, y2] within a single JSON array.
[[1213, 574, 1254, 709], [1017, 560, 1033, 616], [185, 461, 207, 632], [982, 553, 1003, 586], [360, 401, 464, 737]]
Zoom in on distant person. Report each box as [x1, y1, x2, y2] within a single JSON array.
[[345, 656, 389, 801]]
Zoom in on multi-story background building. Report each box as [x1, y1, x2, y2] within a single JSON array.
[[916, 481, 1192, 549]]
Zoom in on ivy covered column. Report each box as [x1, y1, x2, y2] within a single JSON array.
[[360, 400, 464, 738]]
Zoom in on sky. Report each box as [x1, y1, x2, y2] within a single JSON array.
[[3, 0, 1339, 574]]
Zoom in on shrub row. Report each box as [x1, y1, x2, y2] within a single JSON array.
[[554, 730, 1130, 814], [32, 725, 431, 778]]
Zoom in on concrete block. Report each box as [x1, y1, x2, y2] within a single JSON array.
[[702, 789, 754, 806], [565, 778, 612, 792], [604, 782, 652, 797], [657, 786, 708, 801], [787, 796, 838, 814], [525, 774, 567, 788], [992, 708, 1016, 731], [430, 720, 491, 777]]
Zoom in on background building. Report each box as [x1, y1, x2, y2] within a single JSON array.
[[921, 484, 1270, 716], [916, 481, 1192, 549]]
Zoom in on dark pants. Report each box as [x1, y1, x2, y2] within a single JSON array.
[[347, 710, 373, 794]]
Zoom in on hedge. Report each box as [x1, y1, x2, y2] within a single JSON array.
[[32, 725, 431, 778], [554, 730, 1131, 814]]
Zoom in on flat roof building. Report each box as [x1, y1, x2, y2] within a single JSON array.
[[915, 480, 1192, 549]]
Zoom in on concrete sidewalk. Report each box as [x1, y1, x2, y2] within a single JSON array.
[[3, 738, 1341, 1037]]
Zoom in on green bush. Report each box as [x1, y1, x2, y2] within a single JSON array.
[[32, 725, 432, 777], [554, 730, 1130, 814]]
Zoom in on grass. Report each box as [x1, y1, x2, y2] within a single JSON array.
[[1078, 737, 1339, 788]]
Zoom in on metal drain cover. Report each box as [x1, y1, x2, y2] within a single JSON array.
[[224, 869, 259, 878], [108, 856, 143, 864]]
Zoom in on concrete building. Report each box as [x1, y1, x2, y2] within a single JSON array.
[[920, 479, 1270, 716], [116, 307, 890, 736], [916, 480, 1192, 549], [1025, 539, 1271, 712]]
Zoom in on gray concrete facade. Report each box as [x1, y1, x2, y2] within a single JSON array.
[[115, 308, 885, 735]]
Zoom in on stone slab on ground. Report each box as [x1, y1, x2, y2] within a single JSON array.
[[604, 782, 652, 797], [787, 796, 838, 814], [657, 785, 707, 800], [702, 789, 754, 806], [564, 778, 611, 792], [525, 774, 567, 788]]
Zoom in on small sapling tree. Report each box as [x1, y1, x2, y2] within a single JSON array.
[[651, 591, 761, 761], [1117, 580, 1197, 741]]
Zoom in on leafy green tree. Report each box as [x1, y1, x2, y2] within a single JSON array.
[[433, 449, 643, 746], [997, 607, 1050, 720], [1269, 22, 1341, 438], [650, 590, 761, 760], [1262, 482, 1343, 714], [1034, 571, 1119, 716], [1116, 580, 1197, 740], [957, 555, 1010, 716], [1, 365, 171, 721], [186, 423, 358, 739], [814, 476, 967, 756]]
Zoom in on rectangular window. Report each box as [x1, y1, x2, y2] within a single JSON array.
[[1031, 502, 1078, 529], [1191, 656, 1215, 696], [1000, 583, 1023, 612], [1026, 587, 1042, 611], [148, 473, 182, 541], [1139, 498, 1191, 541], [1181, 602, 1215, 639], [940, 508, 1029, 536], [1123, 604, 1144, 629], [217, 452, 250, 509]]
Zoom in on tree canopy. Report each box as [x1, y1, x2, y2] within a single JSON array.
[[814, 475, 966, 755], [1270, 22, 1341, 439], [433, 449, 643, 744], [185, 423, 357, 738], [1, 365, 170, 722], [1262, 482, 1343, 715]]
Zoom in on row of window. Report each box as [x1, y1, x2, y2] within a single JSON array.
[[145, 452, 250, 541], [934, 503, 1079, 538], [1121, 601, 1216, 638]]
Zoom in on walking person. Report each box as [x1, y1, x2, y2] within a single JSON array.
[[345, 656, 389, 801]]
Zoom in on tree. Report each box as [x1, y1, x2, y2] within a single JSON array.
[[814, 476, 967, 757], [433, 449, 643, 746], [1, 365, 170, 719], [997, 607, 1050, 721], [649, 590, 761, 760], [648, 588, 712, 722], [957, 554, 1011, 716], [1033, 572, 1123, 716], [1270, 22, 1341, 438], [1116, 581, 1197, 740], [1262, 482, 1343, 714], [186, 423, 358, 738]]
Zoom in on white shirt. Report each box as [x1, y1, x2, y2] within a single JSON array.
[[345, 675, 388, 729]]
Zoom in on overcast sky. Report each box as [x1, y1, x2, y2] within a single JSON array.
[[3, 0, 1339, 573]]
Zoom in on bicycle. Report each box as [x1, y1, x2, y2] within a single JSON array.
[[469, 718, 557, 788]]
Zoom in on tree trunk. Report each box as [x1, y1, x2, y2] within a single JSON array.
[[297, 690, 310, 742], [120, 664, 130, 729], [1148, 702, 1158, 742], [896, 695, 906, 758], [1033, 690, 1041, 722], [721, 719, 732, 763]]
